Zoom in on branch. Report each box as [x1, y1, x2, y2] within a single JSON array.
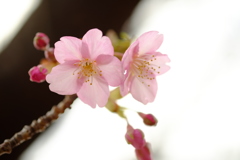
[[0, 94, 77, 156]]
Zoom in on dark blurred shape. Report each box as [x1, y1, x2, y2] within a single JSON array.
[[0, 0, 139, 159]]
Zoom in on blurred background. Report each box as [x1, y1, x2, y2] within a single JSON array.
[[1, 0, 240, 160]]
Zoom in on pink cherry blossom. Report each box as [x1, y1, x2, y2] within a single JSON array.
[[120, 31, 170, 104], [28, 65, 48, 83], [46, 29, 123, 108]]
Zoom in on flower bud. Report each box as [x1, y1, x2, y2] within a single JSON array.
[[138, 113, 158, 126], [28, 65, 48, 83], [33, 32, 50, 50], [125, 124, 146, 149], [135, 143, 152, 160]]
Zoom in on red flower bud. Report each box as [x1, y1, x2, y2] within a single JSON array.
[[135, 143, 152, 160], [33, 32, 50, 50], [28, 65, 48, 83], [125, 124, 146, 149], [138, 113, 158, 126]]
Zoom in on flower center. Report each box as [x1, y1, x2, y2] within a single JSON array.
[[132, 55, 160, 87], [73, 59, 102, 85]]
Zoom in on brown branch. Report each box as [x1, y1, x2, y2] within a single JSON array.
[[0, 94, 77, 156]]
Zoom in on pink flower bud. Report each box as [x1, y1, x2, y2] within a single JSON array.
[[28, 65, 48, 83], [135, 143, 152, 160], [33, 32, 50, 50], [125, 124, 146, 149], [44, 47, 56, 62], [138, 113, 158, 126]]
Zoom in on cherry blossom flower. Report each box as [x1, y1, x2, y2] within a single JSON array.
[[28, 65, 48, 83], [46, 29, 123, 108], [120, 31, 170, 104]]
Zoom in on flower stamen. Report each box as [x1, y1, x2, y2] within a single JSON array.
[[73, 59, 102, 85], [131, 54, 161, 85]]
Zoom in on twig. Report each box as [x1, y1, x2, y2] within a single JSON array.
[[0, 94, 77, 156]]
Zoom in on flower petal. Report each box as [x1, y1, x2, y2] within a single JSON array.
[[96, 55, 123, 86], [77, 76, 109, 108], [46, 61, 83, 95], [81, 41, 90, 58], [137, 31, 163, 55], [150, 52, 171, 76], [82, 28, 114, 60], [120, 72, 133, 96], [54, 37, 82, 63], [130, 77, 158, 104], [122, 42, 139, 70]]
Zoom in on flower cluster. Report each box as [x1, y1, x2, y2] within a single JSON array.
[[29, 28, 170, 160], [30, 28, 170, 106]]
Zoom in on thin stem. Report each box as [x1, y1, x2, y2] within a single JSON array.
[[0, 94, 77, 156]]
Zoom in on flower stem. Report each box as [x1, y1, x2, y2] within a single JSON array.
[[0, 94, 77, 156]]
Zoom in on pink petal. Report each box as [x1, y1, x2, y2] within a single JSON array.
[[46, 61, 83, 95], [54, 36, 82, 64], [137, 31, 163, 55], [155, 64, 170, 76], [150, 52, 171, 76], [130, 77, 158, 104], [82, 28, 114, 60], [96, 55, 123, 86], [81, 41, 90, 58], [153, 52, 171, 63], [122, 42, 139, 70], [77, 76, 109, 108], [120, 72, 133, 96]]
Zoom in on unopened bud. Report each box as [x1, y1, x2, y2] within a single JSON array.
[[28, 65, 48, 83], [33, 32, 50, 50], [125, 124, 146, 149], [138, 113, 158, 126], [135, 143, 152, 160]]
